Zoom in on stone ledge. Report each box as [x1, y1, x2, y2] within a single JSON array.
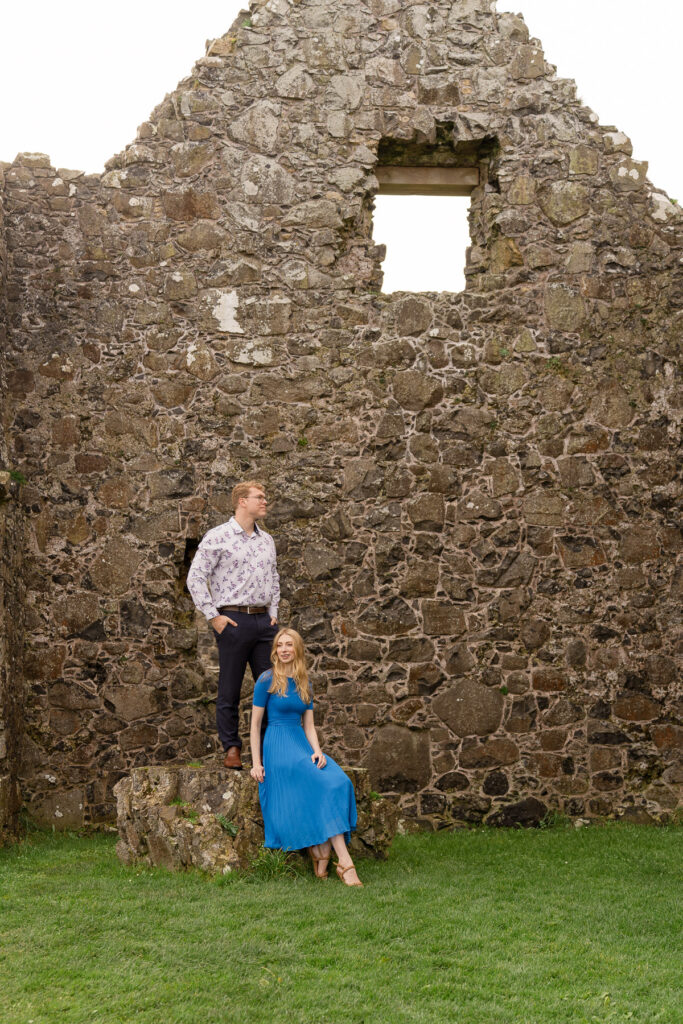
[[114, 763, 399, 874]]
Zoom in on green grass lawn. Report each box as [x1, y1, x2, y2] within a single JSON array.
[[1, 824, 680, 1024]]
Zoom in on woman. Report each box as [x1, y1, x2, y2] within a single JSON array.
[[249, 628, 362, 887]]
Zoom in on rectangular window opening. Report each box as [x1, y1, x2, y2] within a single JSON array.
[[371, 131, 495, 295], [373, 191, 472, 294]]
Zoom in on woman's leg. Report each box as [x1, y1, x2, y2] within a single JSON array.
[[308, 839, 331, 877], [330, 833, 361, 886]]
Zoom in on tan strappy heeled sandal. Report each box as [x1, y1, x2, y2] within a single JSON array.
[[335, 862, 363, 887]]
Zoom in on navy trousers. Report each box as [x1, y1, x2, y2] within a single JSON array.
[[214, 612, 277, 751]]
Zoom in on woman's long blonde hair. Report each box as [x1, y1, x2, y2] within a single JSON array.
[[269, 628, 310, 701]]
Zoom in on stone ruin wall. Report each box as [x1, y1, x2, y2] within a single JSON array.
[[0, 0, 680, 833], [0, 165, 25, 837]]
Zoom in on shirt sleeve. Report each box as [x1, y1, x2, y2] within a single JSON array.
[[268, 535, 280, 620], [253, 672, 272, 708], [186, 532, 222, 620]]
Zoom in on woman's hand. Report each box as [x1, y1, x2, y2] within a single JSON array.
[[311, 751, 326, 769], [250, 764, 265, 782]]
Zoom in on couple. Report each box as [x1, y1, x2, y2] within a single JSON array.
[[187, 480, 362, 887]]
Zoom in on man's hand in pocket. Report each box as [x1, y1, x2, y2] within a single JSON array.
[[211, 615, 237, 634]]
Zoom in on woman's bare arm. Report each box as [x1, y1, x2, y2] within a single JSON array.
[[249, 705, 265, 782], [303, 709, 326, 768]]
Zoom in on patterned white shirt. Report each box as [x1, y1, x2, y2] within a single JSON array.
[[187, 517, 280, 621]]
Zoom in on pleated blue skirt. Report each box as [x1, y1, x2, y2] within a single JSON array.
[[258, 723, 357, 850]]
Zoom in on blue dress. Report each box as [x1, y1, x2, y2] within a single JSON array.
[[253, 671, 357, 851]]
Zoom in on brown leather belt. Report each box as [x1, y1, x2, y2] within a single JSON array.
[[218, 605, 267, 615]]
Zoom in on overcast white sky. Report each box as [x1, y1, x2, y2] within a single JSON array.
[[1, 1, 680, 292]]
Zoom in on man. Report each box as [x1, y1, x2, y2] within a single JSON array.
[[187, 480, 279, 770]]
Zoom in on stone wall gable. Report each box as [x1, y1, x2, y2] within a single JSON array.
[[0, 0, 681, 833], [91, 0, 679, 311]]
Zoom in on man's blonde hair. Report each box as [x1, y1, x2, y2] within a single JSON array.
[[231, 480, 266, 510]]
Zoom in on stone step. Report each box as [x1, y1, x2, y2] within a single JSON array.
[[114, 762, 399, 874]]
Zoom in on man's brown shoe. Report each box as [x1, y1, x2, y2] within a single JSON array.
[[223, 746, 242, 770]]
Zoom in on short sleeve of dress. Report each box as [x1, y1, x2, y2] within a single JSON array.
[[253, 672, 272, 708], [305, 685, 313, 712]]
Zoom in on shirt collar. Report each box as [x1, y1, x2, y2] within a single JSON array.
[[228, 516, 261, 537]]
